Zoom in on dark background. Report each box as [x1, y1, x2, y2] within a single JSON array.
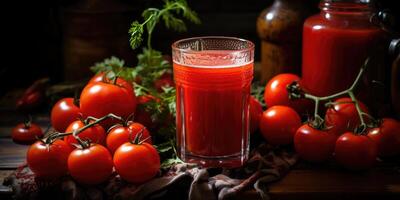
[[1, 0, 399, 95]]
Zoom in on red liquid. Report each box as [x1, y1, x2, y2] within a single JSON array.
[[174, 52, 253, 166], [302, 13, 384, 96]]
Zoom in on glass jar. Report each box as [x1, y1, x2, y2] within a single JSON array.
[[302, 0, 387, 97]]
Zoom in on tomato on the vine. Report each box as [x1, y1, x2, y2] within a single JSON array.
[[68, 144, 113, 185], [264, 73, 311, 114], [80, 77, 137, 128], [325, 97, 370, 136], [51, 98, 81, 132], [27, 140, 72, 179], [294, 124, 337, 162], [367, 118, 400, 157], [64, 120, 106, 147], [114, 142, 160, 183], [12, 122, 43, 145], [334, 132, 377, 170], [106, 122, 152, 154], [249, 96, 263, 133], [259, 105, 302, 145]]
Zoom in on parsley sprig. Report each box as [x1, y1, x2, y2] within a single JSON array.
[[91, 0, 200, 169], [129, 0, 201, 51]]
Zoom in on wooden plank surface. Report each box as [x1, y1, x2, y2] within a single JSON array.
[[0, 139, 28, 169]]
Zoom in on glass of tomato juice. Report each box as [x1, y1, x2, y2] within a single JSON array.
[[172, 36, 254, 167]]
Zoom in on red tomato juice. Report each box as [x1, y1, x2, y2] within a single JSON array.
[[302, 14, 384, 97], [174, 50, 253, 166]]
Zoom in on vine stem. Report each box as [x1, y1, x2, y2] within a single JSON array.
[[47, 114, 123, 145], [300, 59, 369, 132]]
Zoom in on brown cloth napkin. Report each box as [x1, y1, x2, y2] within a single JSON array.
[[3, 144, 297, 200]]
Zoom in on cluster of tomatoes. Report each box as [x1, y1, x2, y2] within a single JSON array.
[[249, 74, 400, 170], [16, 73, 163, 185]]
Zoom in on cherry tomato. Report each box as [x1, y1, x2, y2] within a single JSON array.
[[259, 105, 302, 145], [294, 124, 337, 162], [64, 120, 106, 147], [325, 97, 369, 136], [264, 74, 311, 114], [154, 73, 174, 92], [334, 132, 377, 170], [68, 144, 113, 185], [114, 142, 160, 183], [106, 122, 152, 154], [80, 77, 137, 128], [249, 96, 263, 133], [368, 118, 400, 157], [51, 98, 81, 132], [27, 140, 72, 179], [12, 122, 43, 145]]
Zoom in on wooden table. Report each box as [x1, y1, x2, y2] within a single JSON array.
[[1, 100, 400, 199]]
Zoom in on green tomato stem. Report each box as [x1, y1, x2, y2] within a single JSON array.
[[299, 59, 369, 130]]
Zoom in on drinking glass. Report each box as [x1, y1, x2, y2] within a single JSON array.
[[172, 36, 254, 167]]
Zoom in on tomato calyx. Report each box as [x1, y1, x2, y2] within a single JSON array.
[[129, 127, 150, 145], [287, 81, 304, 100], [23, 115, 33, 129]]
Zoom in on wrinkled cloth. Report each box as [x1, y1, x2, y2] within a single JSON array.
[[3, 144, 297, 200]]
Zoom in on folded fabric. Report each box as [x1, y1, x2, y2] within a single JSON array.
[[3, 143, 297, 200]]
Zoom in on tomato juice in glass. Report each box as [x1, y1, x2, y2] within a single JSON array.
[[172, 37, 254, 167]]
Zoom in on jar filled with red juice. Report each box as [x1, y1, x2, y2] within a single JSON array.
[[302, 0, 387, 97], [172, 37, 254, 168]]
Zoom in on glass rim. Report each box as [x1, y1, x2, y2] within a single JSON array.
[[171, 36, 255, 53]]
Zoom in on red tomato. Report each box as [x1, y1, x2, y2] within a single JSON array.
[[27, 140, 72, 179], [249, 96, 263, 133], [113, 142, 160, 183], [12, 123, 43, 145], [89, 72, 134, 92], [64, 120, 106, 147], [154, 73, 174, 92], [264, 74, 311, 114], [334, 132, 377, 170], [106, 122, 152, 154], [259, 106, 302, 145], [68, 144, 113, 185], [80, 77, 137, 128], [50, 98, 81, 132], [368, 118, 400, 157], [325, 97, 369, 136], [294, 124, 337, 162]]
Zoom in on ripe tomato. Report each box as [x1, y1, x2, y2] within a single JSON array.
[[80, 77, 137, 128], [113, 142, 160, 183], [64, 120, 106, 147], [294, 124, 337, 162], [68, 144, 113, 185], [89, 72, 134, 92], [12, 122, 43, 145], [249, 96, 263, 133], [264, 74, 311, 114], [51, 98, 81, 132], [259, 106, 302, 145], [154, 73, 174, 92], [334, 132, 377, 170], [367, 118, 400, 157], [325, 97, 369, 136], [27, 140, 72, 179], [106, 122, 152, 154]]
